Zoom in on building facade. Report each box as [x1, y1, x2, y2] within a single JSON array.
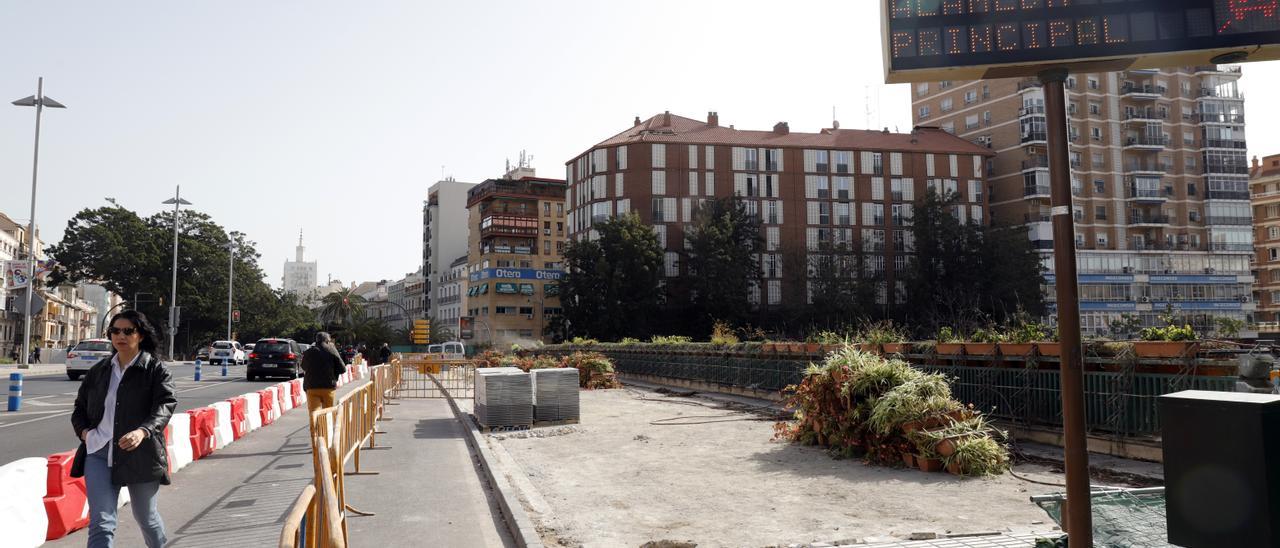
[[1251, 154, 1280, 338], [464, 173, 566, 347], [1, 212, 46, 359], [283, 232, 318, 303], [912, 66, 1254, 336], [437, 255, 468, 340], [424, 179, 476, 327], [565, 111, 991, 310]]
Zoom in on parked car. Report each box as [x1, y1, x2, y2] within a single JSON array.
[[211, 340, 245, 365], [243, 343, 256, 355], [196, 345, 212, 362], [66, 339, 113, 380], [247, 338, 303, 381]]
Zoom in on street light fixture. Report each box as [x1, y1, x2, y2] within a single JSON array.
[[11, 77, 66, 369], [225, 232, 239, 342], [162, 187, 192, 362]]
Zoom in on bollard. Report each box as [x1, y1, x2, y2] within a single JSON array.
[[7, 372, 21, 412], [195, 361, 202, 382], [221, 361, 227, 377]]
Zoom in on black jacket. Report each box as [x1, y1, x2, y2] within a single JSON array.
[[301, 344, 347, 390], [70, 351, 177, 485], [378, 346, 391, 364]]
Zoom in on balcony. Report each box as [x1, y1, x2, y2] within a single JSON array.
[[1021, 131, 1048, 145], [1017, 80, 1042, 91], [1130, 214, 1171, 227], [1127, 185, 1167, 203], [1205, 163, 1250, 175], [1124, 163, 1165, 175], [1019, 105, 1046, 117], [1211, 243, 1253, 252], [1204, 138, 1248, 150], [1205, 216, 1253, 226], [1194, 65, 1242, 75], [1021, 157, 1049, 170], [1024, 184, 1051, 198], [1208, 189, 1251, 200], [1123, 109, 1167, 121], [1121, 83, 1166, 99], [1199, 112, 1246, 124], [1123, 136, 1168, 150], [1198, 88, 1245, 100]]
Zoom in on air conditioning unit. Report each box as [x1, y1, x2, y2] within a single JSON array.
[[1164, 269, 1176, 274], [1240, 295, 1253, 303], [1123, 266, 1135, 274], [1140, 296, 1152, 303], [1205, 267, 1217, 274]]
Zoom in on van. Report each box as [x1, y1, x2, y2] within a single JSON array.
[[426, 341, 465, 360]]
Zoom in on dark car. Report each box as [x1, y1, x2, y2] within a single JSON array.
[[247, 338, 303, 381]]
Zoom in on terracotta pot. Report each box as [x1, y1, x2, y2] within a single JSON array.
[[902, 452, 918, 469], [762, 343, 777, 353], [901, 420, 922, 433], [966, 343, 998, 356], [917, 456, 944, 473], [936, 434, 976, 457], [998, 343, 1035, 357], [1036, 342, 1061, 357], [935, 343, 965, 355], [789, 342, 806, 353], [1133, 341, 1200, 358], [946, 460, 963, 475], [805, 343, 822, 354], [820, 344, 844, 354], [882, 342, 908, 354]]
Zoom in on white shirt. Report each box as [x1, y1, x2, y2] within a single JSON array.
[[85, 352, 140, 467]]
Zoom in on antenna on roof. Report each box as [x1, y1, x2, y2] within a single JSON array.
[[864, 86, 871, 130]]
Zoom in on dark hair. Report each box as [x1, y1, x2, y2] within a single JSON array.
[[107, 310, 160, 354]]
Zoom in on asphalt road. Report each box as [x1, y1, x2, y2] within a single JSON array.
[[0, 362, 296, 465]]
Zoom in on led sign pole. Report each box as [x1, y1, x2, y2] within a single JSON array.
[[1038, 66, 1090, 543]]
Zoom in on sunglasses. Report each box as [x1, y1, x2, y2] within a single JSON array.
[[107, 327, 138, 336]]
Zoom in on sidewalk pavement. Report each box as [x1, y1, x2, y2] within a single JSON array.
[[48, 384, 513, 547], [0, 364, 66, 378]]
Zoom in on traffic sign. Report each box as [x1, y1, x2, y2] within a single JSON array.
[[411, 319, 430, 344], [883, 0, 1280, 83]]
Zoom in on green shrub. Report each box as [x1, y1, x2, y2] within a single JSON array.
[[619, 337, 641, 346], [859, 321, 907, 345], [650, 335, 692, 345], [1140, 324, 1196, 342], [936, 327, 961, 343], [969, 327, 1005, 343], [569, 336, 599, 346], [1006, 322, 1049, 344], [710, 321, 739, 346]]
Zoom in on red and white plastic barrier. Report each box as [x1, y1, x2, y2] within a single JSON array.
[[290, 379, 304, 408], [187, 407, 217, 460], [166, 412, 193, 472], [258, 389, 276, 426], [277, 382, 294, 412], [227, 396, 248, 440], [243, 392, 262, 431], [43, 450, 88, 541], [0, 457, 49, 548], [210, 402, 233, 450]]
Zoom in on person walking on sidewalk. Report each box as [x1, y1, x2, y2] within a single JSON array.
[[71, 310, 177, 548], [31, 345, 41, 363], [302, 331, 347, 415], [378, 342, 392, 365]]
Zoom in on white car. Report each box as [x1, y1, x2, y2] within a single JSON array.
[[210, 340, 246, 365], [66, 339, 113, 380]]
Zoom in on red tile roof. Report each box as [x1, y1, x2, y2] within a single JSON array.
[[1253, 154, 1280, 179], [583, 112, 994, 157]]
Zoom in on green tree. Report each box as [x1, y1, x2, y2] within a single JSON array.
[[560, 212, 664, 340], [318, 288, 366, 330], [805, 242, 878, 330], [47, 205, 311, 355], [681, 197, 763, 331], [901, 190, 1044, 335]]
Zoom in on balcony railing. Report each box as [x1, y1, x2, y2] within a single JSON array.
[[1194, 65, 1243, 75], [1207, 190, 1251, 200], [1198, 88, 1245, 100], [1021, 157, 1049, 170], [1024, 185, 1051, 197], [1205, 164, 1250, 175], [1121, 83, 1167, 97], [1124, 164, 1165, 174], [1021, 132, 1048, 144], [1205, 216, 1253, 226], [1204, 139, 1247, 150], [1124, 136, 1169, 148], [1130, 214, 1171, 225], [1128, 185, 1166, 200], [1019, 105, 1046, 117], [1123, 110, 1168, 120], [1199, 113, 1246, 124], [1211, 243, 1253, 252]]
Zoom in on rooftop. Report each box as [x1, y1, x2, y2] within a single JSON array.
[[466, 176, 566, 207], [579, 111, 994, 158]]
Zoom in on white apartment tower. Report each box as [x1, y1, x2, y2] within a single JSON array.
[[283, 231, 318, 303], [425, 178, 476, 325]]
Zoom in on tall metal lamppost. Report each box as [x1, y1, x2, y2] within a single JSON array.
[[162, 187, 191, 361], [11, 78, 66, 369], [225, 232, 238, 342]]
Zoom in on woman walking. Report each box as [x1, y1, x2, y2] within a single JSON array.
[[71, 310, 177, 547]]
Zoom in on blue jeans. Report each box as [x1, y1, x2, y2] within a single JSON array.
[[85, 445, 167, 548]]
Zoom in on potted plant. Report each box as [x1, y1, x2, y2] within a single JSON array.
[[998, 322, 1045, 357], [942, 435, 1009, 477], [934, 327, 965, 355], [1134, 324, 1199, 358], [1036, 326, 1062, 357], [966, 327, 1003, 356], [861, 320, 910, 355]]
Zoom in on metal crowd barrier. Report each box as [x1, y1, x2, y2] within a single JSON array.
[[393, 353, 474, 399], [280, 363, 401, 548]]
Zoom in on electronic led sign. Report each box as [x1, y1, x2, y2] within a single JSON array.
[[884, 0, 1280, 83]]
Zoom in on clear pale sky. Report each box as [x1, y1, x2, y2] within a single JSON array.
[[4, 1, 1280, 289]]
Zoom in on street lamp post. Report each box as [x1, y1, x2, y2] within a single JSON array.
[[11, 77, 66, 369], [162, 187, 192, 362], [225, 233, 238, 342]]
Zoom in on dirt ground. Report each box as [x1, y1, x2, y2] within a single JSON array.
[[487, 385, 1077, 548]]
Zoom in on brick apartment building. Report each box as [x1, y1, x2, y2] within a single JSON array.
[[564, 111, 992, 310], [463, 173, 566, 346], [913, 66, 1254, 336], [1251, 154, 1280, 339]]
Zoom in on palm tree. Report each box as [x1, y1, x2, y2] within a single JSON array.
[[319, 288, 367, 330]]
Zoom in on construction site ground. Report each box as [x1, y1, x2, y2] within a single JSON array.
[[484, 385, 1108, 548]]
